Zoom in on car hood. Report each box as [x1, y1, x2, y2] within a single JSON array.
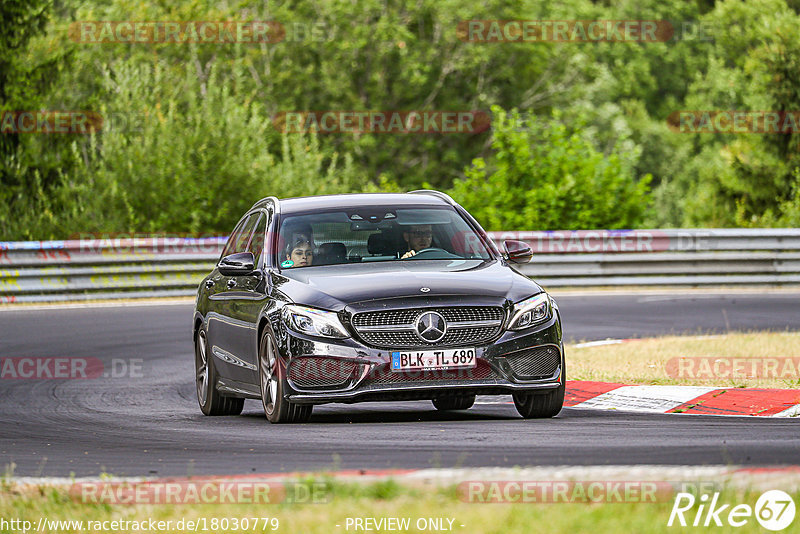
[[274, 259, 543, 311]]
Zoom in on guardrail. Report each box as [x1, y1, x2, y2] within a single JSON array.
[[1, 229, 798, 302], [0, 237, 225, 303], [489, 229, 800, 287]]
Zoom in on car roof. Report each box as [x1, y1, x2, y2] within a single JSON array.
[[274, 192, 454, 214]]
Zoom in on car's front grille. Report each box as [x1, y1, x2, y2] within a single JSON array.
[[287, 357, 359, 389], [351, 306, 504, 348], [505, 345, 561, 379], [352, 307, 503, 328], [357, 331, 419, 346], [365, 359, 498, 386]]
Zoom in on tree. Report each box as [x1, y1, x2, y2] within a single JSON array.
[[672, 0, 800, 226], [448, 107, 651, 230], [0, 0, 76, 238], [0, 0, 71, 182]]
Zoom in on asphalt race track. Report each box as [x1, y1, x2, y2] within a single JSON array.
[[1, 292, 799, 477]]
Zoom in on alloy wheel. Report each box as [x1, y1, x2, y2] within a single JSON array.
[[260, 335, 279, 413], [195, 329, 209, 406]]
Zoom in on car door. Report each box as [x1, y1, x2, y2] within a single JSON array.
[[204, 213, 249, 341], [207, 212, 262, 384], [227, 210, 271, 382]]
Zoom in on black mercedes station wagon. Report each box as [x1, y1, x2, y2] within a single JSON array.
[[193, 191, 565, 423]]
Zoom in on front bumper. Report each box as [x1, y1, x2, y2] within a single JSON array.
[[288, 380, 562, 404], [276, 313, 564, 405]]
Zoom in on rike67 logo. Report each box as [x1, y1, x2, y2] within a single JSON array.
[[668, 490, 795, 530]]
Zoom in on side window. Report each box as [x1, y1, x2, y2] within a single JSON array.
[[220, 216, 250, 259], [233, 214, 260, 254], [246, 213, 268, 263]]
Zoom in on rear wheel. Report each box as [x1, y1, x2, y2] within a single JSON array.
[[432, 395, 476, 411], [512, 355, 565, 419], [195, 327, 244, 416], [259, 331, 313, 424]]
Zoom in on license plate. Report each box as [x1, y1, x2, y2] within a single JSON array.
[[391, 348, 476, 371]]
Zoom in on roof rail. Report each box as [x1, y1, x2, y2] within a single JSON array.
[[409, 189, 456, 206], [251, 196, 281, 215]]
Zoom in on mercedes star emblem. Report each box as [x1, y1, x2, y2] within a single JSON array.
[[415, 311, 447, 343]]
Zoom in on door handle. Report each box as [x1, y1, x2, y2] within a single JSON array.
[[205, 279, 215, 289], [227, 279, 237, 289]]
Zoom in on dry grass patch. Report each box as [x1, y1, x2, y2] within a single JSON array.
[[567, 331, 800, 388]]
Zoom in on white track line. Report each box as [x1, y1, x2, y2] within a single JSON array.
[[0, 298, 194, 312], [572, 339, 626, 348], [773, 404, 800, 418]]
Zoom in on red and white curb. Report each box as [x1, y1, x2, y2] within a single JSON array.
[[563, 337, 800, 417], [564, 381, 800, 417]]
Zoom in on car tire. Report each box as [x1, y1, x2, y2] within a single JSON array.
[[195, 327, 245, 416], [432, 395, 476, 411], [259, 330, 313, 424], [512, 353, 566, 419]]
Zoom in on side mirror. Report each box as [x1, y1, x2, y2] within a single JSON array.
[[218, 252, 256, 276], [503, 240, 533, 264]]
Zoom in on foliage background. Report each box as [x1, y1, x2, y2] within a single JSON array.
[[1, 0, 799, 239]]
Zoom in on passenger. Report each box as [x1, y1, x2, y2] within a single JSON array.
[[401, 224, 433, 259], [283, 234, 313, 267]]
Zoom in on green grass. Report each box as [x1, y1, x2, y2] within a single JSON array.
[[1, 477, 797, 533]]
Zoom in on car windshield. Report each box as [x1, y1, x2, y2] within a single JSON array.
[[276, 207, 493, 268]]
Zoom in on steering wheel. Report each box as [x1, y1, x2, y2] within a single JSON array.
[[408, 247, 459, 259]]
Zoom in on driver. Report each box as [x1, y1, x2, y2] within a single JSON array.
[[401, 224, 433, 259]]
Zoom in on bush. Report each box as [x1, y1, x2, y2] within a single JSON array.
[[1, 60, 366, 239], [448, 107, 651, 230]]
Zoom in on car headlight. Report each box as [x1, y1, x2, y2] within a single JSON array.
[[508, 293, 551, 331], [283, 305, 350, 339]]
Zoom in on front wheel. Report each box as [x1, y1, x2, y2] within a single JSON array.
[[512, 357, 565, 419], [195, 327, 244, 416], [432, 395, 476, 411], [259, 331, 312, 424]]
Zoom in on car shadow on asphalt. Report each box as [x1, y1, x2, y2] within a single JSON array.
[[239, 402, 522, 424]]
